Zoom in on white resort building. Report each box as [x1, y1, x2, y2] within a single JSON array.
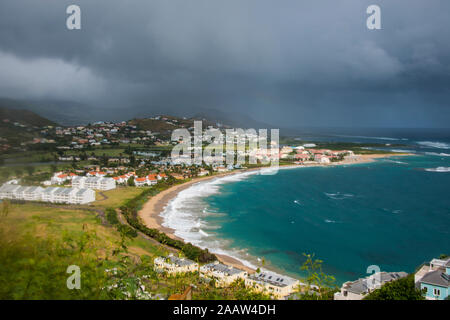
[[72, 176, 116, 191], [245, 270, 300, 299], [200, 261, 247, 287], [0, 184, 96, 205], [334, 271, 408, 300], [153, 254, 199, 275]]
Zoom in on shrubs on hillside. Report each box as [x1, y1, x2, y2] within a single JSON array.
[[363, 274, 425, 300], [106, 207, 137, 238], [106, 208, 119, 225]]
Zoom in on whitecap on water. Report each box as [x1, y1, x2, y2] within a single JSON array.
[[324, 219, 343, 224], [382, 208, 403, 214], [425, 152, 450, 157], [425, 167, 450, 173], [390, 149, 416, 153], [417, 141, 450, 149], [324, 192, 355, 200], [383, 159, 408, 165]]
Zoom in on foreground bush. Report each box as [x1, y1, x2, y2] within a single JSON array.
[[363, 274, 425, 300]]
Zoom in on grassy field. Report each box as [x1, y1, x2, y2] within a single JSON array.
[[0, 201, 165, 299], [93, 187, 147, 209], [66, 148, 126, 157], [1, 203, 161, 258], [0, 200, 272, 299]]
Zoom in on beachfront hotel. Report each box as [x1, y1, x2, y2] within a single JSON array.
[[0, 184, 96, 205], [200, 261, 247, 287], [153, 254, 199, 275], [334, 271, 408, 300], [244, 270, 300, 299]]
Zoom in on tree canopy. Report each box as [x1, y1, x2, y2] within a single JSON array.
[[363, 274, 425, 300]]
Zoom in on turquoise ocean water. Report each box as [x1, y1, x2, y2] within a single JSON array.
[[161, 131, 450, 284]]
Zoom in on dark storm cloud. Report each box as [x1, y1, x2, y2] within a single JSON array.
[[0, 0, 449, 127]]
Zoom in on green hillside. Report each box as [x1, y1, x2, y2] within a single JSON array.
[[0, 106, 58, 128], [0, 104, 59, 147]]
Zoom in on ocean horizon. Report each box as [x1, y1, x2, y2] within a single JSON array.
[[160, 131, 450, 284]]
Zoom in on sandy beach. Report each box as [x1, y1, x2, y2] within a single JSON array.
[[138, 153, 411, 272], [138, 169, 263, 272]]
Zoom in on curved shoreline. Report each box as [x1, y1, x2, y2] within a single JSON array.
[[138, 168, 265, 272], [138, 153, 412, 272]]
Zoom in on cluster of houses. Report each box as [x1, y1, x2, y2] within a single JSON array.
[[49, 172, 79, 185], [279, 146, 355, 164], [44, 167, 191, 190], [45, 171, 116, 191], [152, 253, 450, 300], [5, 115, 191, 154], [334, 256, 450, 300], [53, 121, 157, 149], [0, 183, 96, 204], [153, 254, 300, 299], [133, 173, 168, 187], [112, 172, 136, 185]]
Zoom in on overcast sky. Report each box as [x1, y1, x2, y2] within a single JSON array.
[[0, 0, 449, 128]]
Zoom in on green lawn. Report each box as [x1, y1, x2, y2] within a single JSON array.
[[92, 187, 147, 209], [0, 201, 272, 300]]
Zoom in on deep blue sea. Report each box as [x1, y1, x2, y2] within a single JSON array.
[[161, 128, 450, 284]]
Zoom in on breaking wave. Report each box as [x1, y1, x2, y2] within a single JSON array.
[[383, 159, 408, 165], [160, 170, 261, 269], [390, 149, 416, 153], [417, 141, 450, 149], [425, 152, 450, 157]]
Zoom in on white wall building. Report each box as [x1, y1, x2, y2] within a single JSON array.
[[23, 186, 44, 201], [72, 176, 116, 190], [41, 187, 59, 202], [0, 184, 95, 205], [153, 254, 199, 275], [200, 261, 247, 287], [314, 154, 331, 164], [0, 184, 20, 199], [245, 270, 300, 299]]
